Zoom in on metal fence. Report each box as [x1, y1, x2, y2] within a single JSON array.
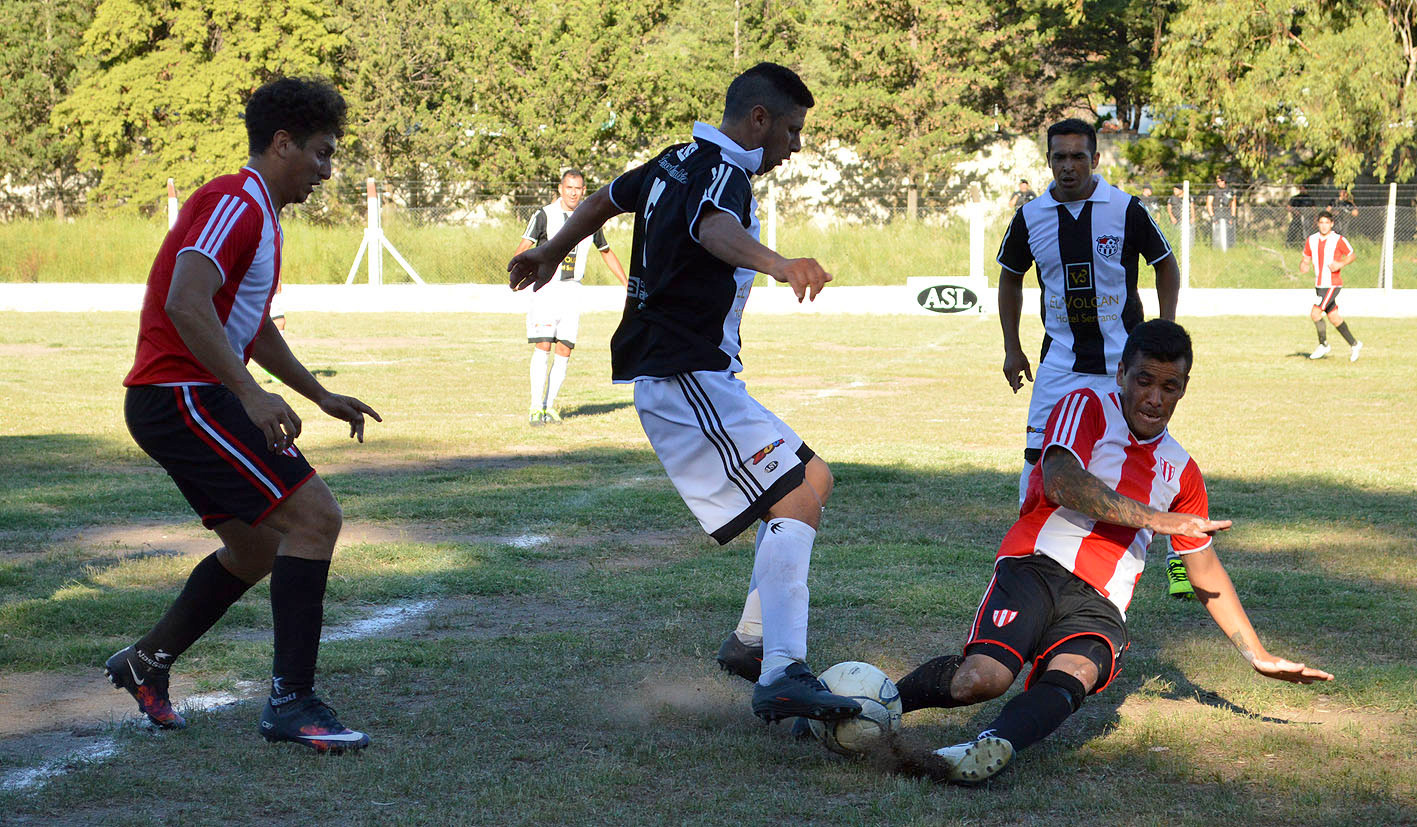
[[285, 177, 1417, 290]]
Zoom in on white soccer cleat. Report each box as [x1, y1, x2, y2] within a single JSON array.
[[1350, 341, 1363, 362], [1309, 343, 1331, 360], [932, 734, 1014, 785]]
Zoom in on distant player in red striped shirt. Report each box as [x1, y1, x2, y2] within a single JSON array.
[[107, 77, 380, 753], [888, 320, 1332, 784], [1300, 210, 1363, 362]]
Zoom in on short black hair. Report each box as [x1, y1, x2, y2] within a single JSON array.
[[1317, 209, 1335, 221], [1046, 118, 1096, 155], [1019, 179, 1029, 185], [1122, 319, 1193, 373], [723, 62, 814, 121], [245, 77, 347, 155], [560, 168, 584, 183]]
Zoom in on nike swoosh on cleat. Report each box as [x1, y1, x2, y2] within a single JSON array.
[[127, 660, 145, 686], [298, 732, 367, 742]]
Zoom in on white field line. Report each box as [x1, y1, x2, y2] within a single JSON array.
[[1, 600, 436, 794], [814, 381, 868, 398], [507, 533, 551, 548]]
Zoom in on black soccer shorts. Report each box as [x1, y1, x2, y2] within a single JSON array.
[[964, 554, 1130, 694], [1314, 286, 1341, 313], [125, 385, 316, 528]]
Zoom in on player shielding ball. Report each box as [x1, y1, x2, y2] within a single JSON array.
[[890, 320, 1332, 784], [508, 62, 861, 725], [109, 77, 379, 752]]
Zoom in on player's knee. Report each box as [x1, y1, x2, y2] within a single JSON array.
[[805, 457, 834, 505], [950, 656, 1013, 703], [1035, 669, 1088, 713]]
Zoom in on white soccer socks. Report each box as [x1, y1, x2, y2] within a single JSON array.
[[546, 353, 570, 409], [529, 348, 550, 409], [732, 521, 771, 643], [753, 517, 816, 685], [1017, 461, 1036, 507]]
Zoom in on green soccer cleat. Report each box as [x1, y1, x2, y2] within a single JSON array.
[[529, 408, 546, 426], [543, 407, 562, 425], [1166, 552, 1195, 600]]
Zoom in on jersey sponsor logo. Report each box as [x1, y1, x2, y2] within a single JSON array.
[[1095, 234, 1121, 258], [992, 609, 1019, 627], [1159, 458, 1175, 483], [765, 460, 779, 472], [915, 284, 979, 313], [1065, 262, 1094, 291], [749, 438, 785, 465]]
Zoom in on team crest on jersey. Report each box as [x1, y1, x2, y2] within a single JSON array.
[[992, 609, 1019, 627], [1159, 458, 1176, 483], [1065, 262, 1093, 291], [1095, 234, 1121, 258], [750, 439, 785, 465]]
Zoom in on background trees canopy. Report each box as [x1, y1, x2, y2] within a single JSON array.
[[5, 0, 1416, 215]]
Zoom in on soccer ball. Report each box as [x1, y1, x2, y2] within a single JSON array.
[[807, 661, 902, 756]]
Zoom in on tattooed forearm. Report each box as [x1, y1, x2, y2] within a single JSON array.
[[1044, 451, 1158, 529], [1230, 631, 1257, 664]]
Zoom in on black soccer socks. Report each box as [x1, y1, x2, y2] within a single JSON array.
[[982, 670, 1085, 752], [269, 555, 330, 703], [135, 552, 252, 670]]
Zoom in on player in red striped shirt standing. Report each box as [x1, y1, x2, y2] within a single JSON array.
[[888, 320, 1332, 784], [1301, 210, 1363, 361], [107, 77, 380, 753]]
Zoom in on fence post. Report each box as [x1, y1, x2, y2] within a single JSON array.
[[1383, 182, 1397, 292], [1180, 180, 1191, 290], [167, 179, 179, 230], [366, 178, 383, 286], [766, 181, 777, 285], [968, 182, 985, 283]]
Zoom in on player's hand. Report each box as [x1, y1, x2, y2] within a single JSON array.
[[238, 388, 302, 453], [1149, 511, 1232, 538], [774, 256, 832, 302], [1002, 350, 1033, 393], [1251, 655, 1334, 684], [317, 393, 382, 443], [508, 248, 559, 292]]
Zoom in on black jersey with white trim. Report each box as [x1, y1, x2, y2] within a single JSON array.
[[607, 122, 761, 381], [997, 176, 1172, 375]]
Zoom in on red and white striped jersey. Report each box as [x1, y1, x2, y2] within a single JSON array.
[[998, 388, 1211, 617], [125, 167, 283, 386], [1304, 231, 1353, 288]]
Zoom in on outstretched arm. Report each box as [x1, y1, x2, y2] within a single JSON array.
[[1041, 447, 1231, 538], [1182, 547, 1334, 684], [509, 187, 625, 291], [698, 210, 831, 302]]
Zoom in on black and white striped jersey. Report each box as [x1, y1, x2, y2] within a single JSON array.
[[522, 202, 609, 283], [997, 175, 1172, 375], [606, 122, 762, 382]]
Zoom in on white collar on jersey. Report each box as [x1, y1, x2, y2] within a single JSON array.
[[692, 122, 764, 176], [1039, 174, 1115, 207]]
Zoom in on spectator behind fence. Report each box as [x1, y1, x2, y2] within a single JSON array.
[[1140, 185, 1161, 223], [1008, 179, 1037, 210], [1329, 188, 1360, 236], [1165, 184, 1192, 230], [1206, 175, 1236, 251], [512, 168, 629, 426], [1287, 183, 1318, 246]]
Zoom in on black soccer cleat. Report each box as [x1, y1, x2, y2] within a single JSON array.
[[105, 646, 186, 730], [716, 633, 763, 683], [259, 694, 370, 753], [751, 662, 862, 724]]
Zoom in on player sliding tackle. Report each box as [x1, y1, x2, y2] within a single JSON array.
[[508, 62, 859, 725], [890, 320, 1332, 784]]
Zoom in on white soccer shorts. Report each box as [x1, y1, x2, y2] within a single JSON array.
[[1025, 362, 1121, 451], [526, 282, 581, 347], [634, 370, 811, 544]]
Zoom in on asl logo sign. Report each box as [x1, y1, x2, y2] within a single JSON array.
[[916, 284, 980, 314]]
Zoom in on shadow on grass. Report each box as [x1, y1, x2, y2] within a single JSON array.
[[560, 400, 633, 419]]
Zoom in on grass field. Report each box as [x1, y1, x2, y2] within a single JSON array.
[[4, 214, 1416, 291], [1, 311, 1414, 825]]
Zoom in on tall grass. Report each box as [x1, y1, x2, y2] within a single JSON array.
[[4, 214, 1415, 289]]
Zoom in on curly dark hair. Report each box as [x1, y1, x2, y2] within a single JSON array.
[[245, 77, 347, 155], [1122, 319, 1193, 373]]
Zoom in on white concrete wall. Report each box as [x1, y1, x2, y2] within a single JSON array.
[[3, 283, 1417, 317]]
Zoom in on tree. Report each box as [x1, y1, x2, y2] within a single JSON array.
[[1150, 0, 1417, 185], [0, 0, 97, 218], [54, 0, 344, 212], [812, 0, 1045, 219]]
